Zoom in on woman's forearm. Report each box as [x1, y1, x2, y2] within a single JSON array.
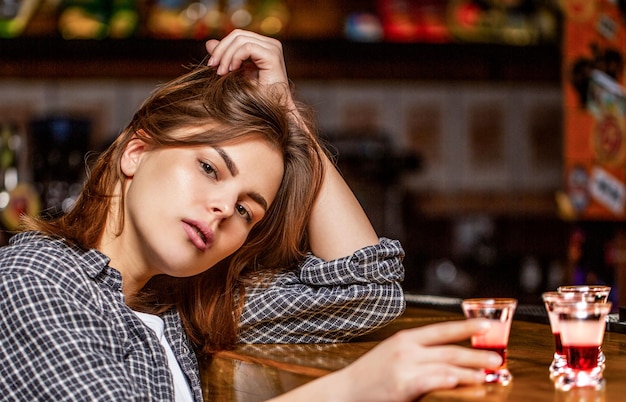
[[307, 154, 380, 261]]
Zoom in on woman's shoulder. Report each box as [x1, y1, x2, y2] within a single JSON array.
[[0, 231, 109, 281], [0, 231, 117, 312]]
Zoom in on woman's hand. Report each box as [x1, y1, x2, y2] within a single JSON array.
[[270, 318, 502, 402], [205, 29, 288, 87], [334, 318, 503, 401]]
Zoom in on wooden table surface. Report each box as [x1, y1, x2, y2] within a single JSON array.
[[200, 306, 625, 401]]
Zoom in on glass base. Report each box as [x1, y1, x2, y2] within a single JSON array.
[[598, 350, 606, 369], [549, 353, 568, 380], [551, 350, 606, 381], [484, 368, 513, 386], [554, 366, 604, 391]]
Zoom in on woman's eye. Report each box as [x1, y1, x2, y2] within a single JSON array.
[[236, 204, 252, 223], [200, 161, 217, 178]]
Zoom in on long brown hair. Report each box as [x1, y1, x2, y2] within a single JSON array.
[[22, 64, 325, 353]]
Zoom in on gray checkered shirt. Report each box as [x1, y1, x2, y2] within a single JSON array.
[[239, 237, 406, 343], [0, 232, 203, 401]]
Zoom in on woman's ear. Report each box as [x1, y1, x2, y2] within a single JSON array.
[[120, 133, 149, 177]]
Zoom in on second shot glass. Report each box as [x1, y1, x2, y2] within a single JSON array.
[[461, 298, 518, 386], [558, 285, 611, 370], [554, 300, 611, 391], [557, 285, 611, 303]]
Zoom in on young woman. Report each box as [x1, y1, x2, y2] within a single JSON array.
[[0, 30, 501, 401]]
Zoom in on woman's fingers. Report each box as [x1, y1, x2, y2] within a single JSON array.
[[205, 29, 287, 85], [205, 39, 220, 55], [373, 319, 501, 367], [341, 343, 493, 402], [405, 318, 491, 346], [414, 344, 502, 370], [401, 363, 487, 396]]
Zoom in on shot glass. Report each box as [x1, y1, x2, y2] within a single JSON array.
[[558, 285, 611, 369], [557, 285, 611, 303], [461, 298, 518, 385], [554, 301, 612, 391]]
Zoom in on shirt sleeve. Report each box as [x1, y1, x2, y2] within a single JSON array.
[[238, 237, 406, 343], [0, 272, 157, 401]]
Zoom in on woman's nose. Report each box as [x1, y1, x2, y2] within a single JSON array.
[[210, 203, 233, 219], [208, 193, 235, 219]]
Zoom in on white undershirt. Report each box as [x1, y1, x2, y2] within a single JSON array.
[[133, 311, 194, 402]]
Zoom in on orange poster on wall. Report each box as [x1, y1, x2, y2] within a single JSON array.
[[562, 0, 626, 219]]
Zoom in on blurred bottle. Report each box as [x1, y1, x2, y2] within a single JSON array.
[[446, 0, 557, 45], [189, 0, 223, 39], [0, 0, 40, 37], [57, 0, 138, 39], [58, 0, 109, 39], [147, 0, 193, 38], [254, 0, 289, 37], [30, 116, 89, 219], [109, 0, 138, 38], [0, 122, 40, 236], [225, 0, 252, 31], [377, 0, 420, 42]]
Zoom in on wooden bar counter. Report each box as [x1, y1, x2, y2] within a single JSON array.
[[200, 305, 626, 401]]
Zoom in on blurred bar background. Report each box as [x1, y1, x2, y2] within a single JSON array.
[[1, 0, 625, 307]]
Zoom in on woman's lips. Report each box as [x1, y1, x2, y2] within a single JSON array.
[[182, 219, 214, 251]]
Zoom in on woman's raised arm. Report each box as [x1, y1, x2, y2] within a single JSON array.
[[307, 154, 380, 260]]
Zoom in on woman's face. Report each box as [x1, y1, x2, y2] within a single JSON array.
[[114, 132, 284, 281]]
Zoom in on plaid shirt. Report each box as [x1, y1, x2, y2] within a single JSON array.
[[0, 232, 404, 400], [239, 237, 406, 343], [0, 232, 203, 401]]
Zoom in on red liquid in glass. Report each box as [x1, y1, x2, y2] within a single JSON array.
[[553, 332, 563, 355], [564, 345, 599, 370], [475, 345, 507, 371]]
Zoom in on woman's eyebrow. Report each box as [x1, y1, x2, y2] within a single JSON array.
[[215, 146, 268, 212], [248, 192, 268, 212], [215, 146, 238, 176]]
